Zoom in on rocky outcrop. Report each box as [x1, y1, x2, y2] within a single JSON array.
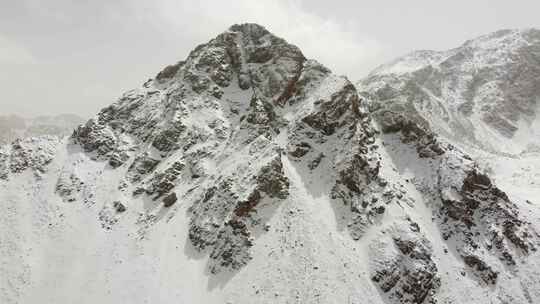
[[139, 161, 185, 200], [98, 200, 128, 230], [462, 254, 498, 285], [188, 153, 289, 272], [370, 222, 440, 304], [0, 136, 60, 180], [438, 156, 536, 282], [126, 153, 160, 183], [376, 111, 445, 158], [55, 172, 84, 202], [162, 192, 177, 207]]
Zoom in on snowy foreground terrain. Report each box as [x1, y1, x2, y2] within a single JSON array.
[[1, 24, 540, 304]]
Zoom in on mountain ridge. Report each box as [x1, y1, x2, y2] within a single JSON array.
[[359, 27, 540, 156]]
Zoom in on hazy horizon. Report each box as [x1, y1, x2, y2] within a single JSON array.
[[1, 0, 539, 118]]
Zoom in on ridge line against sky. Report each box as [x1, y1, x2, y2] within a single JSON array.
[[0, 0, 539, 117]]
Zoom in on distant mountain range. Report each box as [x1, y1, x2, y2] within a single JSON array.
[[359, 28, 540, 156], [0, 114, 85, 145]]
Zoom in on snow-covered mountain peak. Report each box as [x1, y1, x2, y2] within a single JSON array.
[[153, 22, 305, 98], [2, 25, 540, 304]]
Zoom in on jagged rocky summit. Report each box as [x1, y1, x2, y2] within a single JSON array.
[[2, 24, 540, 304]]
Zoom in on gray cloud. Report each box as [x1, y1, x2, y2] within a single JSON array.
[[0, 0, 539, 117]]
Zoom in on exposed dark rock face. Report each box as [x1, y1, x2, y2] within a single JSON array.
[[98, 201, 125, 230], [301, 83, 359, 136], [126, 153, 160, 183], [113, 201, 126, 213], [371, 223, 440, 304], [151, 120, 187, 152], [72, 119, 117, 157], [188, 153, 289, 272], [255, 157, 290, 199], [233, 190, 262, 217], [156, 61, 184, 80], [244, 94, 284, 139], [162, 192, 177, 207], [141, 161, 185, 200], [439, 163, 535, 278], [380, 115, 537, 285], [208, 219, 253, 274], [56, 172, 84, 202], [327, 98, 399, 239], [0, 137, 60, 180], [377, 111, 445, 158], [462, 254, 498, 285]]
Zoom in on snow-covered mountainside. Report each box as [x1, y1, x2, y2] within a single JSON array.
[[358, 28, 540, 238], [0, 114, 85, 145], [2, 24, 540, 304], [359, 29, 540, 156]]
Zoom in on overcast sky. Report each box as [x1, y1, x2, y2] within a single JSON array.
[[1, 0, 539, 118]]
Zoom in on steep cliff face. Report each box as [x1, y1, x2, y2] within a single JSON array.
[[1, 24, 540, 304], [359, 29, 540, 156]]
